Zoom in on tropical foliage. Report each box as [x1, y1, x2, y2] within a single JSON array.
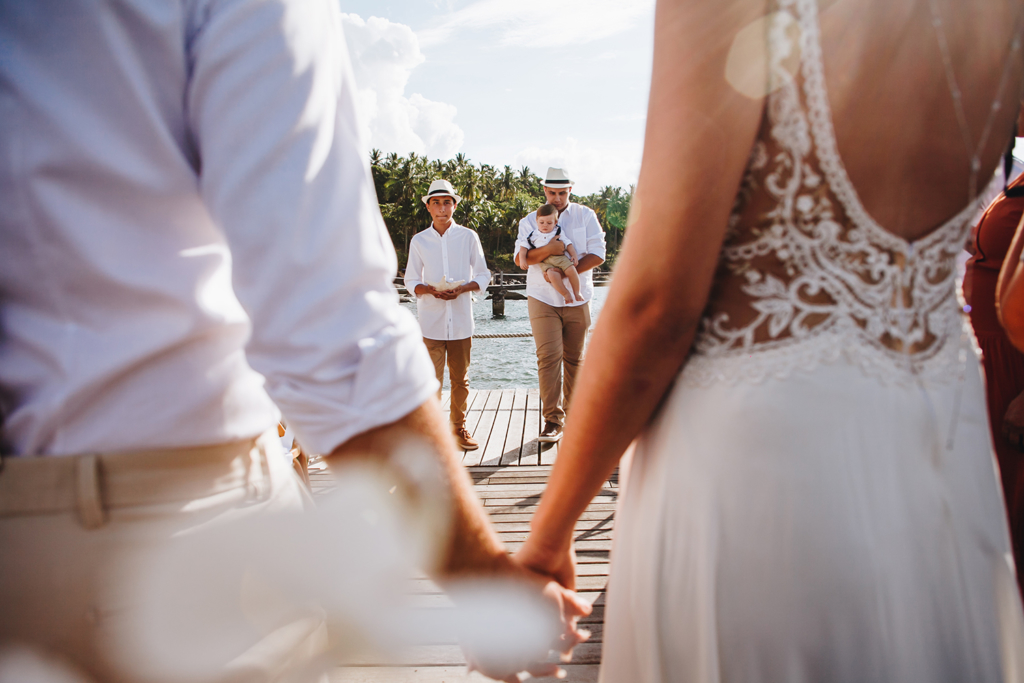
[[369, 150, 632, 273]]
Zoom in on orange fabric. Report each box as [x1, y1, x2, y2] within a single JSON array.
[[965, 172, 1024, 595]]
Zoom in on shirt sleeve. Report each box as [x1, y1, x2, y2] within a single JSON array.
[[187, 0, 437, 454], [404, 236, 426, 296], [469, 231, 491, 291], [558, 230, 573, 247], [582, 207, 607, 259], [514, 216, 533, 253]]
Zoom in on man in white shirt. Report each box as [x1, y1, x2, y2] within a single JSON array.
[[404, 180, 491, 451], [515, 168, 607, 443], [0, 3, 586, 680]]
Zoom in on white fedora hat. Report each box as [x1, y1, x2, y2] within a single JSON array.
[[421, 179, 462, 205], [540, 167, 574, 188]]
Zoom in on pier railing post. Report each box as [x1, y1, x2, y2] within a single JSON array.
[[492, 271, 505, 318]]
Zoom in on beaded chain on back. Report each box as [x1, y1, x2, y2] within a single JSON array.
[[927, 0, 1024, 449], [927, 0, 1024, 200]]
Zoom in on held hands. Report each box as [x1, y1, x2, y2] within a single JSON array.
[[515, 534, 577, 591], [462, 560, 592, 682]]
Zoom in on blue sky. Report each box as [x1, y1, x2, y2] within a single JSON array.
[[339, 0, 656, 194]]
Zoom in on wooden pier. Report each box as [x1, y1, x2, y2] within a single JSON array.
[[309, 388, 616, 682]]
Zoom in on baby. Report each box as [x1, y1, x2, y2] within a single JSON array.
[[518, 203, 582, 304]]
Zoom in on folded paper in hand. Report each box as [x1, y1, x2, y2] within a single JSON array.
[[430, 278, 464, 291]]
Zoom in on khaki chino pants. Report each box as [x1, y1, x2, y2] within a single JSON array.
[[0, 432, 324, 683], [424, 337, 472, 428], [527, 298, 591, 426]]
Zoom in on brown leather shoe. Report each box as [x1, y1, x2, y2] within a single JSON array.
[[538, 421, 563, 443], [454, 426, 479, 450]]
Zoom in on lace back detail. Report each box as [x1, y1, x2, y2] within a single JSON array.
[[685, 0, 981, 387]]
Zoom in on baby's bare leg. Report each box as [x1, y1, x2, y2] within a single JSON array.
[[565, 266, 582, 302], [545, 268, 573, 304]]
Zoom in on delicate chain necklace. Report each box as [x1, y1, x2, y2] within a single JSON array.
[[927, 0, 1024, 199]]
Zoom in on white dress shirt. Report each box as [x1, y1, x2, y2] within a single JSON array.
[[516, 203, 607, 307], [524, 227, 573, 250], [404, 224, 491, 341], [0, 0, 437, 457]]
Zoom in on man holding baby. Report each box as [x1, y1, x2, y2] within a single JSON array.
[[405, 179, 491, 451], [515, 168, 606, 443]]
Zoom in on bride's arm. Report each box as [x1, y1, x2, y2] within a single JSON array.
[[518, 0, 767, 588]]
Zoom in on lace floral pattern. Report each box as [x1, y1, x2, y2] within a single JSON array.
[[684, 0, 980, 387]]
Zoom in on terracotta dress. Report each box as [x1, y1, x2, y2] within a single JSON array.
[[964, 174, 1024, 592]]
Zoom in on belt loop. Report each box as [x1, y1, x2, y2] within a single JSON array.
[[76, 454, 106, 529]]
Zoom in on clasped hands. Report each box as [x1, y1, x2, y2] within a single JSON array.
[[462, 560, 592, 682], [462, 534, 587, 682], [423, 284, 466, 300]]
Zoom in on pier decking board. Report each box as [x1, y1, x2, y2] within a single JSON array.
[[307, 395, 617, 682]]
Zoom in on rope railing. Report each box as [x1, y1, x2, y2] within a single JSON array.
[[471, 332, 534, 339]]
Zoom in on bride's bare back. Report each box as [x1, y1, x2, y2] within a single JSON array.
[[685, 0, 1024, 384], [821, 0, 1022, 238]]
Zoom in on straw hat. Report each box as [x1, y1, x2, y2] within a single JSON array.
[[540, 167, 574, 188], [421, 179, 462, 205]]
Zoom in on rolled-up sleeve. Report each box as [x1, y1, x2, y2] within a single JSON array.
[[469, 232, 491, 291], [187, 0, 437, 454], [584, 209, 607, 260], [404, 240, 426, 297], [514, 216, 533, 253]]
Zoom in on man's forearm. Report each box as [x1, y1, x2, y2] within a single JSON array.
[[576, 254, 604, 273], [326, 400, 510, 577], [523, 242, 562, 266]]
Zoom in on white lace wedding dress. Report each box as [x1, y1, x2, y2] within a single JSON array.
[[600, 1, 1024, 680]]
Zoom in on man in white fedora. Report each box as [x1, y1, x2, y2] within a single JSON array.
[[405, 180, 491, 451], [515, 168, 606, 443]]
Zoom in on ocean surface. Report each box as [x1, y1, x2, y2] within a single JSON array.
[[402, 286, 610, 390]]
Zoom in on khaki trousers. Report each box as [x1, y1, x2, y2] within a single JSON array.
[[424, 337, 473, 428], [0, 433, 324, 683], [528, 298, 591, 426]]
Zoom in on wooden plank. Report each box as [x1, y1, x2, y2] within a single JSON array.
[[484, 503, 619, 514], [344, 642, 603, 667], [497, 389, 516, 411], [465, 402, 496, 467], [330, 665, 600, 682], [498, 393, 526, 467], [483, 389, 502, 411], [479, 404, 511, 467], [540, 435, 558, 466], [522, 391, 541, 466]]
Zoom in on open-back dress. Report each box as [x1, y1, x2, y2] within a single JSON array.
[[601, 0, 1024, 680]]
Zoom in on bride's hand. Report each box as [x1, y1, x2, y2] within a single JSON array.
[[461, 563, 592, 682], [516, 534, 578, 591]]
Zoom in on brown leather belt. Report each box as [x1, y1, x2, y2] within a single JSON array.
[[0, 435, 272, 528]]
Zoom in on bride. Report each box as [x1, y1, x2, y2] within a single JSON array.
[[518, 0, 1024, 680]]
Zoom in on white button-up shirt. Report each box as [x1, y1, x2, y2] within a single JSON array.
[[404, 224, 491, 341], [516, 203, 607, 307], [0, 0, 437, 457]]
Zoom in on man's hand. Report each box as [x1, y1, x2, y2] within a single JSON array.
[[415, 284, 440, 298], [523, 240, 566, 267], [461, 562, 592, 682]]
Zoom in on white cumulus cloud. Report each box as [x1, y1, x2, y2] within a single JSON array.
[[341, 14, 465, 159], [418, 0, 655, 49], [514, 138, 641, 195]]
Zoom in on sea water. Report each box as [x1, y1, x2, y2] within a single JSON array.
[[402, 287, 610, 390]]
